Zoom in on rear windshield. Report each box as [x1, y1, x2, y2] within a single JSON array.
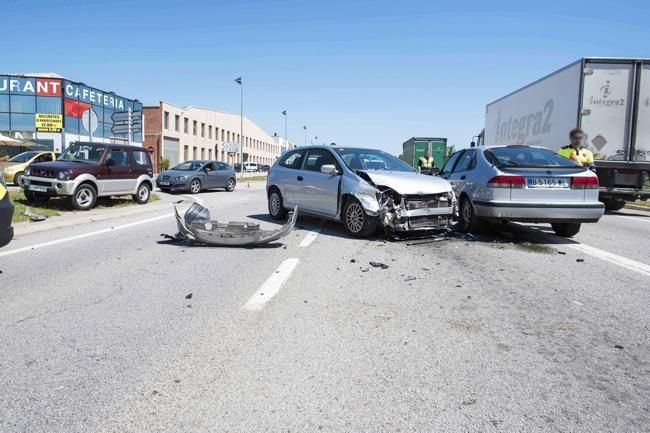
[[484, 147, 578, 168]]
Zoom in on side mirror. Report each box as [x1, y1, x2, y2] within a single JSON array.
[[320, 164, 338, 175], [105, 159, 115, 167]]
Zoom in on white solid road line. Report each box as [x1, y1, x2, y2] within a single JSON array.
[[613, 214, 650, 224], [564, 242, 650, 278], [243, 258, 300, 311], [299, 226, 323, 247], [0, 213, 173, 258]]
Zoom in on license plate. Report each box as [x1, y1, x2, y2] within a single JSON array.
[[527, 177, 569, 189], [159, 181, 170, 186], [29, 185, 48, 192]]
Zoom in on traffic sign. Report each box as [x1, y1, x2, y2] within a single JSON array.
[[111, 110, 142, 122], [222, 143, 240, 153], [111, 124, 142, 134]]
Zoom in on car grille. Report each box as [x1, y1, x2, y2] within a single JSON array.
[[404, 193, 450, 210], [31, 180, 52, 187], [409, 215, 452, 229], [31, 168, 57, 178]]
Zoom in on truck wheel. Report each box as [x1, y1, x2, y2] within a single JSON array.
[[602, 198, 626, 211], [551, 223, 581, 237], [24, 190, 50, 204], [343, 197, 377, 238], [133, 183, 150, 204], [71, 184, 97, 210]]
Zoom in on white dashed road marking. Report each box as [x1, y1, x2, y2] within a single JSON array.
[[243, 258, 300, 311], [0, 214, 173, 258], [299, 226, 323, 247]]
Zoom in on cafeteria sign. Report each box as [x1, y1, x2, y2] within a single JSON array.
[[35, 113, 63, 132]]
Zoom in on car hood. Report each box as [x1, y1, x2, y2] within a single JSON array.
[[359, 170, 452, 195], [161, 170, 199, 177], [0, 162, 20, 170]]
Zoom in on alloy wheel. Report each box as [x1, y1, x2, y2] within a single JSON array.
[[77, 189, 93, 207], [138, 185, 149, 201], [345, 203, 365, 233], [462, 200, 472, 226], [190, 180, 201, 194], [269, 193, 281, 216], [227, 179, 236, 191]]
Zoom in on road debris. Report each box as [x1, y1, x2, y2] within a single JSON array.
[[24, 207, 47, 222], [614, 344, 624, 350], [369, 261, 389, 269], [576, 258, 585, 263], [185, 293, 193, 299], [557, 251, 566, 255], [161, 201, 297, 247]]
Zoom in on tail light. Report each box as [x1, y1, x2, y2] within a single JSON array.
[[487, 175, 525, 188], [571, 176, 599, 189]]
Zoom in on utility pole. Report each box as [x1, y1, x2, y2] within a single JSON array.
[[235, 77, 243, 173], [282, 110, 287, 150], [303, 125, 307, 146]]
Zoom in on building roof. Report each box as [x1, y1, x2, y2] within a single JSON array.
[[1, 72, 66, 79]]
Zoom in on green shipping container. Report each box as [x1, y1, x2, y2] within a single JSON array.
[[401, 137, 447, 170]]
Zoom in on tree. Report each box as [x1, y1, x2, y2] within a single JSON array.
[[444, 145, 456, 163]]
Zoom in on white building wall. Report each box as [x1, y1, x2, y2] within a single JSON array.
[[158, 101, 280, 166]]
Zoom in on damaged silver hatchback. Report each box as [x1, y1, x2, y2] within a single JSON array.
[[267, 146, 456, 237]]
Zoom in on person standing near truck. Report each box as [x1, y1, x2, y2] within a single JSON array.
[[417, 149, 435, 173], [558, 128, 594, 167]]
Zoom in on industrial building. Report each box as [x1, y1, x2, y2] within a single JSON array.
[[144, 101, 285, 171]]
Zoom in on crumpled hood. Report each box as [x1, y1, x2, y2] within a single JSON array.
[[359, 170, 452, 195]]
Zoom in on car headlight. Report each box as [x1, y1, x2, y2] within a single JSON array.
[[174, 175, 189, 180], [58, 171, 71, 180], [24, 167, 31, 176]]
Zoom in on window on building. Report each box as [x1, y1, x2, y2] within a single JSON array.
[[184, 145, 189, 160], [201, 148, 205, 159], [220, 129, 224, 141], [163, 111, 169, 129], [193, 120, 197, 136], [227, 131, 230, 142], [208, 125, 212, 139], [201, 122, 205, 138], [193, 146, 197, 159], [184, 118, 189, 134], [208, 149, 212, 159], [175, 114, 180, 131]]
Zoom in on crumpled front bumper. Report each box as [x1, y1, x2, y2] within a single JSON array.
[[375, 192, 456, 232]]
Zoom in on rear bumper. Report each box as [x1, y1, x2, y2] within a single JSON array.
[[474, 200, 605, 223]]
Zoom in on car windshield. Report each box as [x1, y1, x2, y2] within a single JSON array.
[[484, 146, 579, 168], [171, 161, 204, 171], [59, 144, 106, 164], [8, 152, 38, 162], [334, 148, 414, 172]]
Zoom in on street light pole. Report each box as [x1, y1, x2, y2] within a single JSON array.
[[282, 110, 287, 149], [303, 125, 307, 146], [235, 77, 243, 173]]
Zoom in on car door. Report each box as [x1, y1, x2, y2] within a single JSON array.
[[293, 148, 342, 216], [273, 149, 306, 207], [446, 149, 477, 197], [103, 148, 134, 193], [214, 162, 232, 187]]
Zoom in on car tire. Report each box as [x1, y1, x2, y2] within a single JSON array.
[[70, 183, 97, 210], [551, 223, 581, 237], [459, 196, 484, 233], [602, 198, 626, 211], [13, 171, 24, 186], [133, 182, 151, 204], [24, 190, 50, 204], [268, 187, 288, 220], [226, 178, 236, 192], [189, 179, 202, 194], [342, 197, 377, 238]]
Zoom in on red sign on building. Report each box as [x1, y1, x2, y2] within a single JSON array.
[[35, 78, 62, 96]]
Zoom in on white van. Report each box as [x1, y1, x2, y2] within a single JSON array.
[[243, 162, 258, 172]]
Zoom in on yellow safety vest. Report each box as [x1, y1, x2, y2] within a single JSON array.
[[419, 156, 434, 168], [558, 146, 593, 166]]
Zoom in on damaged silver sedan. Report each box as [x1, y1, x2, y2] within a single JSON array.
[[267, 146, 456, 237]]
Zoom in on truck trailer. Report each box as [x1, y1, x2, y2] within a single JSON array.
[[402, 137, 447, 172], [484, 57, 650, 210]]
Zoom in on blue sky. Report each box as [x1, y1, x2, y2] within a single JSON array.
[[4, 0, 650, 154]]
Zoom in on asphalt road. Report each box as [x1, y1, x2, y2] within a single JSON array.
[[0, 184, 648, 433]]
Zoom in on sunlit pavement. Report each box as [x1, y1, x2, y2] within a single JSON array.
[[0, 185, 648, 432]]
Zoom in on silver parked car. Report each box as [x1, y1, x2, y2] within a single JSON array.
[[266, 146, 455, 237], [157, 160, 236, 194], [439, 145, 604, 237]]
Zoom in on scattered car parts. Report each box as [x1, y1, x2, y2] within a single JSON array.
[[165, 201, 298, 247]]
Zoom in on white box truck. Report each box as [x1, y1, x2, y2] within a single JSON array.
[[483, 58, 650, 210]]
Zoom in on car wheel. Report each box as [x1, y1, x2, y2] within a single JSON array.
[[24, 190, 50, 204], [133, 182, 151, 204], [459, 196, 484, 233], [13, 171, 24, 186], [189, 179, 202, 194], [602, 198, 626, 211], [226, 178, 236, 192], [268, 188, 288, 220], [551, 223, 581, 237], [343, 197, 377, 238], [71, 183, 97, 210]]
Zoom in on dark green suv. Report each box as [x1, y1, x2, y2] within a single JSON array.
[[0, 175, 14, 248]]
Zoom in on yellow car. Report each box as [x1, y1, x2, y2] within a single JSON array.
[[1, 151, 59, 185]]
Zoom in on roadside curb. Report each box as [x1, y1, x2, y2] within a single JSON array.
[[624, 204, 650, 212]]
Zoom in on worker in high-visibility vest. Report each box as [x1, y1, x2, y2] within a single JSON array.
[[417, 149, 435, 173], [558, 128, 594, 167]]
